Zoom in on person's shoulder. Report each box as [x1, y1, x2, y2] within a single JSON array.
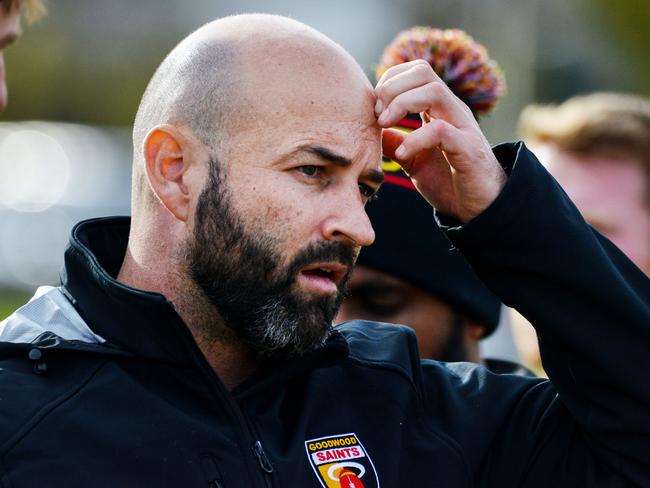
[[483, 357, 536, 377], [336, 320, 418, 356], [0, 342, 108, 450], [0, 287, 113, 449], [334, 320, 422, 383], [0, 286, 106, 345]]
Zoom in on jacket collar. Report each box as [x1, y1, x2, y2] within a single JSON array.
[[61, 217, 349, 373]]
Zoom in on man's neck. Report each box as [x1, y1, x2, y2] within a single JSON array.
[[117, 246, 258, 390]]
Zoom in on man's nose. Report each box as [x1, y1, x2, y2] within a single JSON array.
[[321, 192, 375, 248]]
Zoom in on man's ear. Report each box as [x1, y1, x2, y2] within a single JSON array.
[[143, 124, 194, 222]]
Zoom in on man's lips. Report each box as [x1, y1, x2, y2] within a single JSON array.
[[298, 262, 348, 295]]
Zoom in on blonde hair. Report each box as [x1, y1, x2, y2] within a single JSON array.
[[1, 0, 46, 23], [519, 93, 650, 171]]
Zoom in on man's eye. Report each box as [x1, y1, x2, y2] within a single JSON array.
[[298, 165, 319, 177], [348, 286, 407, 317], [351, 294, 405, 317], [359, 183, 378, 201]]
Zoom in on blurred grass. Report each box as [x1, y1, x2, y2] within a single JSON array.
[[0, 288, 31, 321]]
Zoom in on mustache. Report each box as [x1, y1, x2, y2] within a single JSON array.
[[287, 240, 357, 278]]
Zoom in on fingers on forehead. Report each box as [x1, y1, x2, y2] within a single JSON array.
[[376, 63, 435, 104], [376, 59, 438, 86], [375, 61, 473, 127], [382, 82, 469, 128], [398, 119, 463, 160]]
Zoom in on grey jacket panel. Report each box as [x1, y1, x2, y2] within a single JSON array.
[[0, 286, 105, 344]]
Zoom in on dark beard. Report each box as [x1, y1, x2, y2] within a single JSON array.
[[184, 158, 355, 358]]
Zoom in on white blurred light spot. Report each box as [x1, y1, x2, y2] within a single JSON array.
[[1, 209, 74, 287], [0, 130, 71, 212]]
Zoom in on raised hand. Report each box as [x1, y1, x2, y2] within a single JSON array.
[[375, 59, 507, 223]]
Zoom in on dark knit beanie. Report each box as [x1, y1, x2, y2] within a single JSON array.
[[358, 115, 501, 336]]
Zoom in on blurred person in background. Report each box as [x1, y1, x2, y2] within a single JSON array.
[[0, 0, 45, 111], [519, 92, 650, 275], [338, 27, 530, 374], [511, 93, 650, 372]]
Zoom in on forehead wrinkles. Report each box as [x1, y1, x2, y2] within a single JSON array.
[[230, 121, 379, 166], [235, 37, 373, 117], [242, 79, 377, 131], [223, 51, 378, 164]]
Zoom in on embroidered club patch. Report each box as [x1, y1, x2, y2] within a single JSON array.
[[305, 433, 379, 488]]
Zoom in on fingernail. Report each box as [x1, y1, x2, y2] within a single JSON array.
[[378, 108, 390, 125], [395, 145, 406, 159], [374, 99, 383, 115]]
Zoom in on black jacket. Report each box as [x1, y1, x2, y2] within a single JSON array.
[[0, 143, 648, 487]]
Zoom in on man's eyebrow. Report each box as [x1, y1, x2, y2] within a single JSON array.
[[300, 145, 384, 185], [302, 145, 352, 166]]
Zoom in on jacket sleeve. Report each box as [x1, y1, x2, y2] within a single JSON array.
[[433, 142, 650, 486]]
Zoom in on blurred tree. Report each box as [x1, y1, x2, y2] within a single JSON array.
[[3, 30, 170, 125], [2, 0, 648, 126]]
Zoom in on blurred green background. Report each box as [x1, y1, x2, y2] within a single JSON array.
[[0, 288, 29, 319], [5, 0, 649, 130]]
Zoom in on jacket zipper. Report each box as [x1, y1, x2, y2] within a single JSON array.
[[201, 455, 225, 488], [209, 385, 274, 487], [174, 315, 275, 487], [199, 362, 273, 487], [252, 439, 274, 474]]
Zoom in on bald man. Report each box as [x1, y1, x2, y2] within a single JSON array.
[[0, 14, 648, 487]]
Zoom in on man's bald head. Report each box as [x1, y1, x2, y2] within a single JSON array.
[[121, 14, 382, 366], [132, 14, 369, 206], [132, 17, 241, 168]]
